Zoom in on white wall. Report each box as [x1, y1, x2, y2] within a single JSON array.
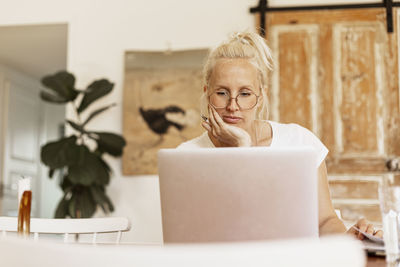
[[0, 0, 379, 243]]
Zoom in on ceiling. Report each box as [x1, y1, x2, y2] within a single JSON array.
[[0, 24, 67, 80]]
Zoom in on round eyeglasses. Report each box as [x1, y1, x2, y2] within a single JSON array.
[[208, 90, 260, 110]]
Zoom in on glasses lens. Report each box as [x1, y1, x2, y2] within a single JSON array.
[[209, 91, 258, 109], [209, 91, 229, 108], [237, 92, 257, 109]]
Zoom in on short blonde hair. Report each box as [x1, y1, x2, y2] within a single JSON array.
[[202, 31, 274, 120]]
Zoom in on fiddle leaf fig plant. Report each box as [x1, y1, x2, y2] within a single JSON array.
[[40, 71, 126, 218]]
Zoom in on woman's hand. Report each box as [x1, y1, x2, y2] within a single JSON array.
[[347, 218, 383, 240], [202, 106, 252, 147]]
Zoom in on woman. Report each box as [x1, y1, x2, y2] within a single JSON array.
[[178, 31, 382, 240]]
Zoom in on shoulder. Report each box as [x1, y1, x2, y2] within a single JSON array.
[[270, 121, 316, 140], [269, 121, 306, 141], [269, 121, 328, 167], [269, 121, 298, 131], [176, 132, 214, 149]]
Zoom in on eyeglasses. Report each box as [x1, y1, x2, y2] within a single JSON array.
[[208, 90, 260, 110]]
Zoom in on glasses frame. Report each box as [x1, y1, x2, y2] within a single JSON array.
[[208, 91, 261, 110]]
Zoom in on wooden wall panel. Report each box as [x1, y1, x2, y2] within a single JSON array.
[[329, 179, 379, 199], [270, 25, 319, 134], [386, 11, 400, 157], [264, 8, 400, 225], [328, 174, 393, 225], [334, 202, 381, 223], [278, 31, 312, 130], [334, 24, 385, 156], [319, 26, 336, 154]]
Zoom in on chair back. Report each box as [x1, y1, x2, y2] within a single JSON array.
[[0, 236, 366, 267], [0, 217, 131, 244]]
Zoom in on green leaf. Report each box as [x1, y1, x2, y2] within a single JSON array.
[[94, 159, 111, 186], [66, 120, 87, 134], [68, 164, 95, 185], [75, 188, 97, 218], [82, 103, 116, 126], [41, 136, 80, 169], [90, 186, 114, 213], [77, 79, 114, 113], [68, 146, 109, 186], [48, 168, 55, 179], [41, 71, 79, 102], [99, 156, 111, 174], [67, 147, 95, 185], [93, 148, 103, 157], [40, 91, 69, 104], [68, 193, 77, 218], [103, 194, 114, 213], [60, 176, 73, 192], [90, 132, 126, 157], [55, 196, 69, 218]]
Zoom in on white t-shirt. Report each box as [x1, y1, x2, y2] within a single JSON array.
[[177, 121, 328, 167]]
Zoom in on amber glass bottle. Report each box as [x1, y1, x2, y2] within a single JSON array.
[[17, 191, 32, 237]]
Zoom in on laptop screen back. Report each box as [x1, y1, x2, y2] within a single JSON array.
[[158, 147, 318, 243]]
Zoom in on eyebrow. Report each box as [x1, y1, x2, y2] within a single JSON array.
[[214, 85, 255, 89]]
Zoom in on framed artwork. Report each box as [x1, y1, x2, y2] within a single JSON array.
[[122, 50, 208, 175]]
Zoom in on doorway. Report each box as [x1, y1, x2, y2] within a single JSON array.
[[0, 23, 68, 218]]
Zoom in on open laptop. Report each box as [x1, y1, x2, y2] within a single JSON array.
[[158, 147, 318, 243]]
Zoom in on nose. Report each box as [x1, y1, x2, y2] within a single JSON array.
[[226, 97, 240, 111]]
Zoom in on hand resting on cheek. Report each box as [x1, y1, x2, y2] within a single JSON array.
[[202, 106, 252, 147]]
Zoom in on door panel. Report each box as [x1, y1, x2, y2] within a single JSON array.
[[9, 88, 40, 162], [270, 25, 319, 133], [333, 23, 386, 157], [262, 8, 400, 225], [0, 72, 4, 211], [0, 75, 41, 216]]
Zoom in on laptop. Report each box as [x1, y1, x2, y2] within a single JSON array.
[[157, 147, 318, 243]]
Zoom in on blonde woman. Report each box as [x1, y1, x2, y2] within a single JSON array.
[[178, 31, 382, 239]]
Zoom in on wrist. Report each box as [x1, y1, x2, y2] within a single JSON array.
[[238, 137, 252, 147]]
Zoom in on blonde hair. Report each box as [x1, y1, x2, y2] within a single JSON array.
[[202, 31, 274, 120]]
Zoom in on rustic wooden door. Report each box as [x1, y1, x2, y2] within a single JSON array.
[[261, 8, 400, 225]]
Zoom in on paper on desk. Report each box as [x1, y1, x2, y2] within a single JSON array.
[[352, 227, 385, 254], [362, 239, 385, 254], [352, 226, 384, 244]]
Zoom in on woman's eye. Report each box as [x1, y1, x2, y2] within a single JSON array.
[[216, 91, 228, 96], [239, 92, 252, 97]]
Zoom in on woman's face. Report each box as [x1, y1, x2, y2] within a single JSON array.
[[206, 58, 262, 131]]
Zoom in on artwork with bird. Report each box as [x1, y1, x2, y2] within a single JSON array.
[[138, 105, 186, 147], [122, 51, 207, 175]]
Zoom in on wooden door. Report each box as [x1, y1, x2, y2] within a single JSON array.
[[261, 9, 400, 225]]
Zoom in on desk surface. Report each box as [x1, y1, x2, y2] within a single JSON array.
[[367, 255, 385, 267]]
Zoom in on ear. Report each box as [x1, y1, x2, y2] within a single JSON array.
[[203, 85, 207, 93]]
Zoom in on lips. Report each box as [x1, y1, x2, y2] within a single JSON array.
[[223, 115, 242, 124]]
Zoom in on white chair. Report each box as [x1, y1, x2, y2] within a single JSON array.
[[0, 236, 366, 267], [0, 216, 131, 244]]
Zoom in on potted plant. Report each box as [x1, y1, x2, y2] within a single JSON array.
[[39, 71, 126, 218]]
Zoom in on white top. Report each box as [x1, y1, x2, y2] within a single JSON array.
[[177, 121, 328, 167]]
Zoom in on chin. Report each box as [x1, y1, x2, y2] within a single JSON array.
[[222, 118, 242, 125], [225, 120, 247, 130]]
